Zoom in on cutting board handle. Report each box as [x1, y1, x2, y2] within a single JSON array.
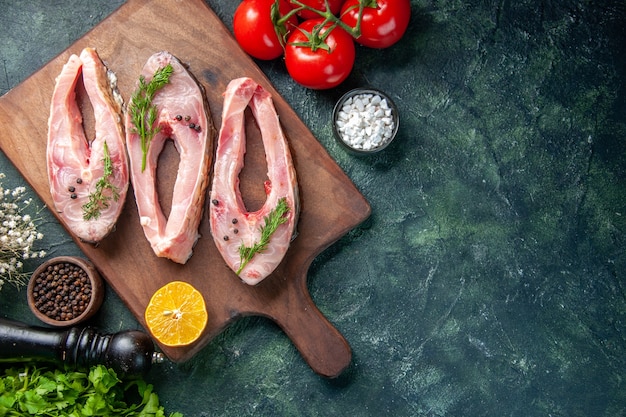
[[273, 284, 352, 378]]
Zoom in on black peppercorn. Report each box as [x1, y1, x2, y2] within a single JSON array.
[[32, 262, 92, 322]]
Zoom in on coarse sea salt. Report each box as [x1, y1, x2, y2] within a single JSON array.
[[335, 92, 396, 151]]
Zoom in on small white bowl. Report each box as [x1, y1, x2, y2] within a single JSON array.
[[332, 88, 399, 154]]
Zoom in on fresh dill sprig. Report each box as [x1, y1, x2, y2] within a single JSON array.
[[237, 197, 290, 275], [129, 63, 173, 172], [82, 141, 120, 221]]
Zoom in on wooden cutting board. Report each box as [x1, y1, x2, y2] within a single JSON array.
[[0, 0, 370, 378]]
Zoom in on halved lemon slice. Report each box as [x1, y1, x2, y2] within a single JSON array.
[[144, 281, 208, 347]]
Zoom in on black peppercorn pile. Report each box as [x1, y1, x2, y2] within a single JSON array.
[[32, 262, 92, 321]]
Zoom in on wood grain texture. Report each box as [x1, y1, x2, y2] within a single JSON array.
[[0, 0, 370, 378]]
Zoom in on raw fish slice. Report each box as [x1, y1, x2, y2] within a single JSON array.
[[47, 47, 128, 243], [209, 77, 299, 285], [126, 51, 214, 264]]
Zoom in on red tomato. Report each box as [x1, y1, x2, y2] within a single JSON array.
[[233, 0, 298, 60], [284, 18, 355, 89], [290, 0, 344, 20], [340, 0, 411, 49]]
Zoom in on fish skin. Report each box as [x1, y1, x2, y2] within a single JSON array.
[[47, 47, 129, 243], [209, 77, 299, 285], [126, 51, 213, 264]]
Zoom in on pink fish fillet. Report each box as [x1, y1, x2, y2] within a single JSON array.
[[47, 47, 129, 243], [126, 51, 213, 264], [209, 77, 299, 285]]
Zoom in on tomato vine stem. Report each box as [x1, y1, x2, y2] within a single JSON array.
[[273, 0, 377, 49]]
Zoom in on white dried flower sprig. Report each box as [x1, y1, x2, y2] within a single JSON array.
[[0, 173, 47, 291]]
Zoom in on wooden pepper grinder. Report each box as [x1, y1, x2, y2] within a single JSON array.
[[0, 318, 164, 376]]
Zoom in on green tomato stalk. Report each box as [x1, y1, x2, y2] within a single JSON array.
[[272, 0, 374, 50]]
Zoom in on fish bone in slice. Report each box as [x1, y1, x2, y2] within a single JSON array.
[[210, 77, 299, 285], [126, 51, 214, 264], [47, 47, 129, 243]]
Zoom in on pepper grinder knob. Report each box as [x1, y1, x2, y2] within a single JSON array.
[[72, 327, 160, 376]]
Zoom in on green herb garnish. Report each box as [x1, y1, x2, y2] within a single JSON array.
[[237, 197, 290, 275], [129, 63, 173, 172], [82, 141, 120, 221], [0, 364, 183, 416]]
